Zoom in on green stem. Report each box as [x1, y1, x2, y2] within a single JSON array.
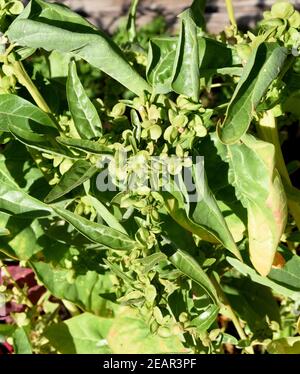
[[11, 59, 51, 114], [257, 111, 300, 231], [126, 0, 140, 43], [211, 274, 254, 354], [225, 0, 237, 28]]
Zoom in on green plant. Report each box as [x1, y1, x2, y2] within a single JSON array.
[[0, 0, 300, 354]]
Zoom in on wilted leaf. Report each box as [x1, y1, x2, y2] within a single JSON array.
[[214, 134, 287, 275]]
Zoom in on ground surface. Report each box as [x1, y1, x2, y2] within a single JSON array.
[[55, 0, 300, 33]]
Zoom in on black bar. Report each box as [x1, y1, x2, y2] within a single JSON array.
[[0, 354, 299, 372]]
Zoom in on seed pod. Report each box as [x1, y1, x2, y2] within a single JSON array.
[[167, 157, 182, 175], [2, 64, 14, 77], [53, 156, 63, 168], [260, 18, 285, 28], [179, 312, 189, 323], [141, 120, 153, 129], [194, 123, 207, 138], [153, 306, 164, 324], [9, 1, 24, 15], [111, 102, 126, 117], [171, 113, 188, 128], [148, 104, 161, 122], [236, 44, 253, 63], [135, 227, 149, 245], [0, 76, 11, 90], [150, 209, 159, 222], [177, 96, 201, 111], [271, 2, 294, 19], [59, 158, 73, 175], [263, 10, 272, 20], [164, 125, 178, 143], [83, 205, 91, 216], [171, 324, 182, 335], [157, 326, 172, 338], [145, 285, 157, 303], [289, 11, 300, 28], [149, 125, 162, 140], [175, 144, 184, 158], [150, 320, 159, 334], [168, 109, 177, 123]]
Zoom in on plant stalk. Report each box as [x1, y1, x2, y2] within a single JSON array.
[[257, 111, 300, 230], [0, 262, 33, 308], [211, 274, 254, 354], [11, 59, 52, 114], [225, 0, 237, 28], [126, 0, 140, 43]]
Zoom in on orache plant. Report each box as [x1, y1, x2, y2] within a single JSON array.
[[0, 0, 300, 354]]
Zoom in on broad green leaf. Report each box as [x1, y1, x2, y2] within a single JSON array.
[[227, 257, 300, 300], [214, 134, 288, 276], [136, 252, 167, 274], [86, 195, 127, 234], [160, 212, 198, 251], [107, 307, 187, 353], [217, 201, 245, 242], [0, 227, 9, 236], [189, 0, 206, 29], [49, 50, 72, 78], [217, 43, 288, 144], [191, 166, 242, 259], [162, 191, 219, 243], [199, 136, 247, 243], [56, 137, 114, 155], [7, 0, 150, 96], [0, 180, 52, 218], [172, 9, 200, 101], [147, 37, 177, 94], [0, 155, 19, 188], [198, 39, 233, 71], [0, 97, 74, 157], [224, 277, 280, 337], [12, 327, 32, 354], [198, 37, 233, 86], [162, 186, 241, 260], [1, 142, 46, 195], [268, 254, 300, 291], [190, 304, 219, 332], [53, 206, 137, 251], [31, 261, 112, 314], [15, 46, 37, 60], [8, 122, 71, 157], [146, 34, 233, 95], [0, 215, 46, 260], [0, 324, 16, 342], [0, 94, 57, 133], [45, 313, 112, 353], [208, 67, 242, 76], [169, 250, 219, 304], [267, 337, 300, 354], [67, 61, 102, 139], [45, 160, 98, 203]]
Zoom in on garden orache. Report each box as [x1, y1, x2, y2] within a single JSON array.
[[0, 0, 300, 354]]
